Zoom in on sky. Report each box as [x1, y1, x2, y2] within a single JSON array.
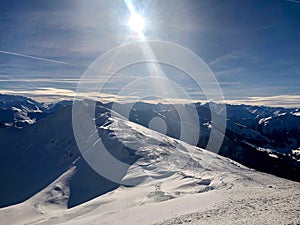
[[0, 0, 300, 107]]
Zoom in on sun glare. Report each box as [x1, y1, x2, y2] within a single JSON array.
[[128, 13, 145, 34]]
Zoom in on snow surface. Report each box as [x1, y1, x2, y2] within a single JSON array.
[[1, 161, 299, 225], [292, 112, 300, 117], [0, 103, 299, 224]]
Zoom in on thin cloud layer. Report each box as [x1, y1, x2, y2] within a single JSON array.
[[1, 88, 299, 108]]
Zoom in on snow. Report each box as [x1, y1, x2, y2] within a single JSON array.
[[292, 148, 300, 155], [258, 116, 272, 125], [268, 153, 279, 158], [0, 166, 76, 225], [292, 112, 300, 116], [1, 165, 299, 225], [0, 103, 299, 224], [0, 94, 49, 128]]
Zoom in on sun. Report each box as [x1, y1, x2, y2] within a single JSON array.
[[128, 13, 145, 34]]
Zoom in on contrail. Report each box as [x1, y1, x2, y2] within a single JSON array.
[[0, 50, 74, 66]]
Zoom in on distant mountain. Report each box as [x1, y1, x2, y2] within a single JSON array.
[[0, 94, 47, 128], [0, 94, 72, 128]]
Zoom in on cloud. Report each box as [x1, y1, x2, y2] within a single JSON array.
[[208, 50, 264, 69], [208, 52, 240, 67], [214, 67, 244, 76], [1, 88, 299, 108], [222, 95, 300, 108], [0, 88, 76, 103], [0, 88, 140, 104], [0, 78, 100, 84]]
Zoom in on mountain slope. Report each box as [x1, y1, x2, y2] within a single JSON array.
[[114, 102, 300, 181], [0, 100, 300, 224], [0, 104, 119, 208]]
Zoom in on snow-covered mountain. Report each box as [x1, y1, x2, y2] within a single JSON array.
[[0, 94, 73, 129], [122, 102, 300, 153], [225, 104, 300, 153], [0, 99, 299, 225], [0, 94, 49, 128], [112, 101, 300, 181], [0, 95, 299, 184]]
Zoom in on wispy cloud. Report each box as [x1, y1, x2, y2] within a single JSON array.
[[214, 67, 244, 76], [208, 52, 240, 66], [209, 50, 264, 68], [0, 50, 74, 66]]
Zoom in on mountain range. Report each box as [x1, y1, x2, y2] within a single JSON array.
[[0, 94, 299, 224]]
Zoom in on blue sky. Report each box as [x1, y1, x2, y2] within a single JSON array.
[[0, 0, 299, 106]]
